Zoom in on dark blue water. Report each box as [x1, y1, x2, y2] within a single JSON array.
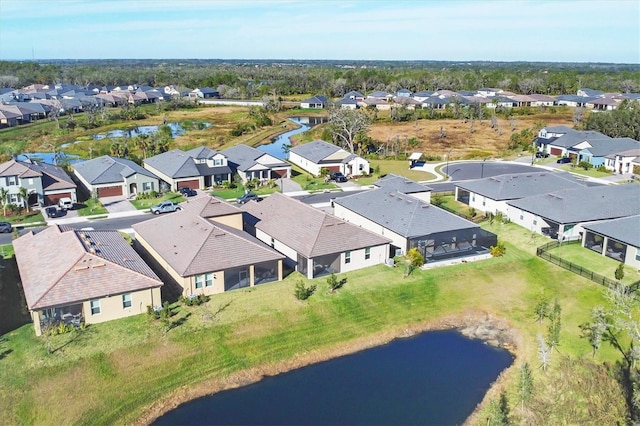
[[259, 117, 327, 160], [17, 152, 81, 165], [153, 330, 513, 426]]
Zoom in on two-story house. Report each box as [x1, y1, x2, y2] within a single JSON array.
[[0, 158, 77, 207]]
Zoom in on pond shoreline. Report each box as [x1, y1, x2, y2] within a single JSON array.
[[137, 310, 520, 425]]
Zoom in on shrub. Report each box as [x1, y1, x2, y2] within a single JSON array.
[[614, 263, 625, 281], [490, 241, 507, 257], [404, 247, 425, 277], [327, 273, 347, 293], [578, 161, 593, 170], [180, 294, 210, 306], [294, 280, 316, 301]]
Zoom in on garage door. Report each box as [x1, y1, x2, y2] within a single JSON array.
[[178, 179, 199, 190], [271, 168, 288, 178], [97, 186, 123, 197], [549, 147, 563, 156], [45, 192, 71, 205], [327, 166, 341, 172]]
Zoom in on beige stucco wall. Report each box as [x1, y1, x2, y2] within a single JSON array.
[[83, 287, 161, 325], [340, 244, 389, 273], [135, 233, 190, 289], [209, 213, 243, 230]]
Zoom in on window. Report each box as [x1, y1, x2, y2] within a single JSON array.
[[122, 293, 132, 309], [90, 300, 101, 315], [212, 158, 223, 166], [28, 178, 33, 185], [636, 248, 640, 262], [471, 195, 475, 202], [205, 273, 214, 287], [195, 275, 204, 289], [345, 251, 351, 264], [7, 176, 16, 186], [533, 219, 537, 226], [365, 247, 371, 260], [142, 181, 153, 191], [270, 237, 275, 248], [520, 214, 523, 220]]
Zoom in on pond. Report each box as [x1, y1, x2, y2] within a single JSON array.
[[17, 152, 81, 165], [153, 330, 513, 426], [259, 116, 327, 160]]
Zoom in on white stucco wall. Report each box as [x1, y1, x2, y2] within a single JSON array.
[[288, 151, 322, 176], [340, 245, 389, 273], [334, 203, 408, 252]]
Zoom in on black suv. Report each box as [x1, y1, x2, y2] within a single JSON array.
[[556, 157, 572, 164], [237, 192, 261, 204], [179, 187, 197, 197], [535, 151, 549, 158], [330, 172, 348, 182], [44, 206, 60, 218], [0, 222, 12, 233]]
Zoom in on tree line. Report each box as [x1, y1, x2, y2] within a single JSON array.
[[1, 59, 638, 97]]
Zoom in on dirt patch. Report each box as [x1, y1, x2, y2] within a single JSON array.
[[136, 310, 521, 425]]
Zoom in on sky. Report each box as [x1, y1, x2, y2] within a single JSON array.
[[0, 0, 639, 63]]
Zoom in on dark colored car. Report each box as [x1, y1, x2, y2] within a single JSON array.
[[330, 172, 348, 182], [44, 206, 60, 218], [0, 222, 12, 233], [179, 187, 197, 197], [237, 192, 262, 204], [535, 151, 549, 158], [557, 157, 572, 164]]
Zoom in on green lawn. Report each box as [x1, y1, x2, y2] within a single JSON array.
[[130, 192, 185, 210], [76, 198, 108, 216], [0, 244, 14, 258], [370, 159, 437, 182], [290, 168, 337, 191], [1, 210, 44, 225], [556, 164, 614, 178], [0, 216, 627, 424]]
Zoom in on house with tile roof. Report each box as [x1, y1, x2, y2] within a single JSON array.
[[288, 140, 370, 177], [143, 147, 232, 191], [220, 144, 291, 184], [179, 194, 244, 229], [581, 215, 640, 269], [0, 158, 77, 207], [73, 155, 159, 198], [333, 181, 497, 263], [242, 193, 390, 279], [506, 184, 640, 241], [13, 226, 163, 336], [455, 172, 588, 215], [133, 206, 284, 296]]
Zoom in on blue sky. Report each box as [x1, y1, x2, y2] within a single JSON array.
[[1, 0, 638, 63]]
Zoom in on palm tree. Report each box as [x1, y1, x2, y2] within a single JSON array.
[[0, 188, 7, 217], [135, 134, 150, 159], [18, 187, 29, 212]]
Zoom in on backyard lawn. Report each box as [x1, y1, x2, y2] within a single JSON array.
[[0, 217, 627, 425]]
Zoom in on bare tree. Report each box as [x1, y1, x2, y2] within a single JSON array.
[[328, 107, 371, 154]]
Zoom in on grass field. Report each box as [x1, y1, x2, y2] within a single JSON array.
[[130, 192, 185, 210], [0, 218, 629, 425]]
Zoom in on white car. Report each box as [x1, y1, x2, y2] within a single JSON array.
[[58, 197, 74, 211]]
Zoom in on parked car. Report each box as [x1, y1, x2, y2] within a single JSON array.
[[237, 192, 262, 204], [58, 197, 74, 210], [179, 187, 197, 197], [536, 151, 549, 158], [0, 222, 12, 233], [330, 172, 348, 182], [150, 201, 182, 214], [557, 157, 572, 164], [44, 206, 60, 218]]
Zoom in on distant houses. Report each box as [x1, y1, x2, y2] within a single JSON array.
[[288, 140, 370, 177]]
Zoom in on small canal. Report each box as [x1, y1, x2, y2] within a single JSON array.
[[258, 116, 327, 160], [153, 330, 513, 425]]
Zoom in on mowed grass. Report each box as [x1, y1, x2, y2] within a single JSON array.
[[130, 192, 185, 210], [0, 220, 622, 425]]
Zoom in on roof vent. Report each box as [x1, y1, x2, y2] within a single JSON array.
[[89, 247, 97, 254], [74, 266, 89, 271], [93, 263, 106, 268]]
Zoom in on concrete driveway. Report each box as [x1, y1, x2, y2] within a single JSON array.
[[99, 196, 137, 214]]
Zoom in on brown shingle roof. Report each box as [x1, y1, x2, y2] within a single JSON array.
[[242, 193, 390, 257], [132, 210, 283, 277], [0, 159, 41, 178], [180, 194, 242, 219], [13, 226, 162, 310]]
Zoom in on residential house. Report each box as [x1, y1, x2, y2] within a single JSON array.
[[220, 144, 291, 184], [300, 95, 329, 109], [412, 90, 436, 102], [455, 172, 588, 215], [288, 140, 370, 177], [0, 158, 77, 207], [133, 205, 284, 297], [144, 147, 231, 191], [189, 87, 220, 99], [337, 97, 358, 110], [343, 90, 364, 101], [374, 173, 431, 203], [73, 155, 159, 198], [242, 193, 390, 279], [506, 184, 640, 241], [13, 225, 163, 336], [577, 88, 604, 98], [582, 215, 640, 269], [568, 137, 640, 168], [528, 94, 557, 107], [604, 148, 640, 174], [555, 95, 594, 108], [539, 130, 611, 158], [395, 88, 413, 98], [333, 181, 497, 263], [361, 97, 391, 110], [367, 91, 392, 100]]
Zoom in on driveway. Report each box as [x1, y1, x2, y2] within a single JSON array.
[[277, 178, 303, 194], [99, 196, 137, 214]]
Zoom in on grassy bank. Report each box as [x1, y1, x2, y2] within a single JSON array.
[[0, 219, 627, 425]]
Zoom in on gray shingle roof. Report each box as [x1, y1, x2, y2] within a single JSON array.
[[132, 210, 283, 276], [507, 184, 640, 224], [550, 131, 611, 148], [185, 146, 219, 159], [221, 144, 288, 172], [334, 189, 479, 239], [74, 155, 157, 185], [242, 193, 390, 257], [582, 215, 640, 248], [456, 172, 587, 201], [144, 149, 200, 178], [29, 161, 76, 191], [289, 140, 341, 163], [13, 226, 162, 310], [374, 174, 432, 194], [579, 138, 640, 157]]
